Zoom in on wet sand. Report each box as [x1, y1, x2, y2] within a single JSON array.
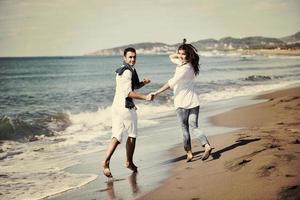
[[138, 87, 300, 200]]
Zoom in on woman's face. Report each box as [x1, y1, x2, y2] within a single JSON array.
[[178, 49, 187, 63]]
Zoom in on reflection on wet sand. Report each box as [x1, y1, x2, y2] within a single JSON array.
[[128, 172, 140, 195], [105, 180, 117, 200], [104, 172, 140, 200]]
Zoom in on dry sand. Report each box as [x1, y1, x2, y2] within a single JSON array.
[[138, 87, 300, 200]]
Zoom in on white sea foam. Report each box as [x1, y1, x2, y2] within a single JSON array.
[[200, 50, 243, 57], [0, 103, 175, 199], [199, 80, 300, 103], [267, 55, 300, 59], [0, 140, 97, 200], [50, 104, 173, 148]]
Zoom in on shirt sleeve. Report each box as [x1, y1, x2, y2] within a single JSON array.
[[121, 70, 132, 97], [168, 67, 187, 89]]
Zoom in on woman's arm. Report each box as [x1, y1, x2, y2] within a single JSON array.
[[169, 53, 181, 65], [169, 53, 178, 60], [153, 83, 170, 96]]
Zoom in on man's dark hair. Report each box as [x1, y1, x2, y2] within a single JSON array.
[[124, 47, 136, 56]]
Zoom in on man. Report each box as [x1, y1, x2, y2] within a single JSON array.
[[102, 47, 153, 178]]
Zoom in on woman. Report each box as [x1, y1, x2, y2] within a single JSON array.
[[152, 39, 212, 162]]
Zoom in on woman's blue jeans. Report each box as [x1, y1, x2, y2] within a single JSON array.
[[176, 106, 210, 151]]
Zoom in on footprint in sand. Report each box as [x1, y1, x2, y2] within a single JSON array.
[[278, 96, 300, 103], [257, 164, 276, 177], [225, 148, 266, 172], [274, 153, 296, 162], [265, 143, 281, 149], [237, 135, 251, 140], [279, 185, 300, 200], [225, 159, 252, 171], [291, 139, 300, 144], [285, 174, 296, 178]]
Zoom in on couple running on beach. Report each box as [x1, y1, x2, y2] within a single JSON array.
[[102, 39, 213, 178]]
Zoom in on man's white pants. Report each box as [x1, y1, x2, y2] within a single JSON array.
[[111, 107, 137, 143]]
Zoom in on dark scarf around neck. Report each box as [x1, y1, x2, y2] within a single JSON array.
[[115, 62, 143, 109], [116, 62, 141, 90]]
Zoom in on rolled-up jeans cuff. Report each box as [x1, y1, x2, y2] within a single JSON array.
[[198, 134, 209, 146]]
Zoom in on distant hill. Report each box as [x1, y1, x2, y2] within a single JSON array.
[[87, 31, 300, 56], [280, 31, 300, 44], [88, 42, 176, 56], [191, 36, 285, 50]]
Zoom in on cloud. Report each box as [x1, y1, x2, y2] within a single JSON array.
[[0, 0, 299, 56]]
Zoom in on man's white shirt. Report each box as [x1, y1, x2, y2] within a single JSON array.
[[112, 69, 133, 109]]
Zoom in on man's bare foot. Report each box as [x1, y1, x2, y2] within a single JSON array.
[[102, 161, 113, 178], [202, 144, 212, 161], [186, 151, 193, 162], [126, 161, 138, 172]]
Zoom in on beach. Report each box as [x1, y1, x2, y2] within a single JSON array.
[[1, 1, 300, 199], [138, 87, 300, 200], [1, 55, 300, 200]]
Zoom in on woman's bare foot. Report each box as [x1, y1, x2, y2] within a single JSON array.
[[186, 150, 193, 162], [126, 161, 138, 172], [102, 161, 113, 178], [202, 144, 212, 161]]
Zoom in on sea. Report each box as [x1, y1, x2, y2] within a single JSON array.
[[1, 52, 300, 199]]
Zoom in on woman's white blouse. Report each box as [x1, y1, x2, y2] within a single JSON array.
[[168, 58, 200, 109]]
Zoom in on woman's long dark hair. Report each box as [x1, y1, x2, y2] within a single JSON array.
[[178, 39, 200, 76]]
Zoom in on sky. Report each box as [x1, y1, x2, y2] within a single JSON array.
[[0, 0, 299, 57]]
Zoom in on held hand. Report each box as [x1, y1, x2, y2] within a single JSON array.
[[146, 93, 154, 101], [150, 92, 158, 97], [142, 79, 151, 85]]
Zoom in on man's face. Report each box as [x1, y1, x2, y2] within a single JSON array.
[[124, 51, 136, 66]]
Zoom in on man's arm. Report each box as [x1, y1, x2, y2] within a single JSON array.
[[128, 91, 153, 101], [122, 70, 153, 100], [135, 79, 151, 89]]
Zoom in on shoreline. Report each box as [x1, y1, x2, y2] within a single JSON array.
[[33, 86, 299, 200], [46, 91, 265, 200], [239, 49, 300, 57], [138, 86, 300, 200]]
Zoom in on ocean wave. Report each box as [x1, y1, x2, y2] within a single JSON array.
[[67, 103, 174, 130], [244, 75, 272, 81], [203, 63, 300, 72], [238, 56, 256, 61], [0, 113, 71, 141]]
